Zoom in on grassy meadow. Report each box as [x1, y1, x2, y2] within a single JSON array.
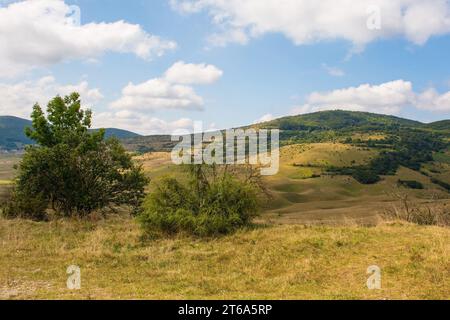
[[0, 141, 449, 300], [0, 216, 448, 300]]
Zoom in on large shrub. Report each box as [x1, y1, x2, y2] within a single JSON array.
[[3, 93, 148, 220], [352, 169, 381, 184], [397, 180, 424, 190], [138, 165, 260, 237]]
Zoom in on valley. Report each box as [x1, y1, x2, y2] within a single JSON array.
[[1, 110, 449, 300], [2, 110, 450, 226]]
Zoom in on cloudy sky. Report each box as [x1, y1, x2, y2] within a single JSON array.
[[1, 0, 450, 134]]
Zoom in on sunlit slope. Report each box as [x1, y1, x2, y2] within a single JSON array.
[[130, 141, 450, 225], [262, 143, 450, 225], [1, 216, 448, 300], [280, 143, 376, 168]]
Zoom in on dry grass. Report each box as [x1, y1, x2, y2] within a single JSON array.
[[383, 192, 450, 227], [280, 143, 376, 168], [0, 216, 448, 300], [0, 156, 19, 181]]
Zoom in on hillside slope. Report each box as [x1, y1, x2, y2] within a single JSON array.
[[123, 110, 448, 151], [255, 110, 424, 130], [0, 116, 34, 150], [426, 120, 450, 131], [0, 116, 140, 151]]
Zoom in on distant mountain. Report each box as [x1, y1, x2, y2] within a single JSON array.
[[3, 111, 448, 153], [0, 116, 140, 151], [122, 110, 449, 152], [253, 110, 424, 131], [92, 128, 141, 140], [0, 116, 34, 150]]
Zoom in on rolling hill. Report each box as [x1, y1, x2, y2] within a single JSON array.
[[254, 110, 424, 130], [129, 111, 450, 226], [2, 111, 447, 152], [0, 116, 141, 151], [122, 110, 449, 151], [425, 119, 450, 131], [0, 116, 34, 150]]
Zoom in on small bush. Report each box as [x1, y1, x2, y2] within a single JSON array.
[[384, 192, 449, 227], [397, 180, 424, 189], [352, 169, 381, 184], [138, 166, 260, 237], [2, 188, 48, 221], [431, 178, 450, 192]]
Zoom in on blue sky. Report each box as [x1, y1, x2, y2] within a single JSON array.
[[1, 0, 450, 134]]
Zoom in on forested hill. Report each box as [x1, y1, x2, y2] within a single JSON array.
[[253, 110, 424, 131], [116, 110, 450, 159], [0, 116, 140, 151], [2, 111, 449, 152]]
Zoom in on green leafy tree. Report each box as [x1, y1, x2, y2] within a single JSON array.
[[4, 93, 148, 219]]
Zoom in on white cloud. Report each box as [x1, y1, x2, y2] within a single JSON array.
[[291, 80, 450, 115], [94, 110, 196, 135], [303, 80, 413, 115], [110, 78, 205, 112], [103, 61, 223, 134], [164, 61, 223, 84], [254, 113, 275, 124], [110, 61, 223, 112], [0, 76, 103, 118], [170, 0, 450, 50], [322, 64, 345, 77], [0, 0, 176, 77], [416, 88, 450, 112]]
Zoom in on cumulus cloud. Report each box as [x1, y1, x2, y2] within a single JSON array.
[[254, 113, 275, 124], [164, 61, 224, 84], [103, 61, 223, 134], [0, 76, 103, 118], [291, 80, 450, 115], [0, 0, 176, 77], [111, 61, 223, 112], [93, 110, 196, 135], [416, 89, 450, 112], [170, 0, 450, 50], [110, 79, 204, 112]]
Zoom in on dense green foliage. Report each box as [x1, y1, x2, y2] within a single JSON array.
[[122, 110, 449, 153], [425, 120, 450, 131], [328, 129, 447, 184], [259, 110, 423, 131], [256, 110, 426, 146], [3, 93, 148, 219], [362, 131, 445, 180], [351, 169, 381, 184], [139, 165, 260, 237], [397, 180, 424, 189], [259, 111, 448, 185], [431, 178, 450, 192]]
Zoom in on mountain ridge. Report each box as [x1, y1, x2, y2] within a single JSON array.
[[1, 111, 449, 152], [0, 115, 141, 151], [121, 110, 450, 152]]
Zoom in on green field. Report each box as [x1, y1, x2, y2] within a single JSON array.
[[0, 216, 448, 300], [4, 140, 448, 226], [1, 121, 449, 300]]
